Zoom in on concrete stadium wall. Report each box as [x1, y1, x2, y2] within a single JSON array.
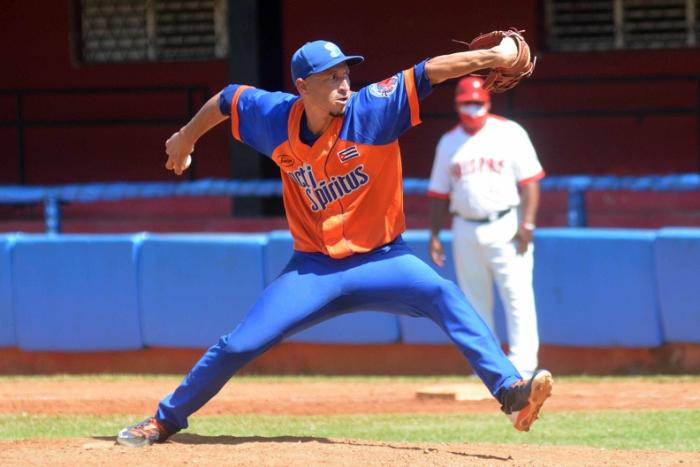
[[1, 229, 697, 359]]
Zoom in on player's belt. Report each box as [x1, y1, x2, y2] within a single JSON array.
[[457, 207, 513, 223]]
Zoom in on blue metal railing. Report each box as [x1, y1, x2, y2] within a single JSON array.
[[1, 174, 698, 233]]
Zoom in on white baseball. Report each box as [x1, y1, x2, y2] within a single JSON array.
[[184, 154, 192, 169]]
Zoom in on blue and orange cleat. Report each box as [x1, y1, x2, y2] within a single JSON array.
[[116, 417, 174, 448], [499, 369, 554, 432]]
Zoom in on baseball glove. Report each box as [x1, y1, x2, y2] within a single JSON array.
[[458, 28, 536, 93]]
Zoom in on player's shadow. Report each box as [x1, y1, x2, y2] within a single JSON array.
[[166, 434, 512, 461], [96, 434, 511, 461]]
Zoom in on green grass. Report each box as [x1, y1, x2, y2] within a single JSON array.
[[2, 410, 699, 451], [2, 375, 699, 451]]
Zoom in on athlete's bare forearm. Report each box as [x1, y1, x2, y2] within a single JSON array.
[[165, 92, 227, 175], [519, 181, 540, 225], [429, 198, 450, 237], [177, 92, 228, 146], [429, 197, 450, 266], [425, 38, 517, 85]]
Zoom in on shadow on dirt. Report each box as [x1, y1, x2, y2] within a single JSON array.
[[92, 434, 511, 461], [160, 434, 513, 461]]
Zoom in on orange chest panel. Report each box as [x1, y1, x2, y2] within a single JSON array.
[[270, 101, 405, 258]]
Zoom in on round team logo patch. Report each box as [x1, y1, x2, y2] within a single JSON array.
[[369, 76, 398, 98]]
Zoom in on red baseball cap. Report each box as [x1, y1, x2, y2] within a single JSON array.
[[455, 76, 490, 103]]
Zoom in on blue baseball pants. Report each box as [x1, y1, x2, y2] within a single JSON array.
[[156, 237, 520, 430]]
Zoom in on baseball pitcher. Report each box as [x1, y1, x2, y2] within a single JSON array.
[[117, 34, 552, 448]]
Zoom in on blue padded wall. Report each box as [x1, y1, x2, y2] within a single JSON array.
[[0, 235, 17, 347], [264, 230, 400, 344], [398, 230, 508, 344], [12, 235, 143, 351], [138, 234, 267, 348], [3, 229, 689, 352], [534, 229, 662, 347], [263, 230, 296, 285], [654, 228, 700, 343], [399, 230, 454, 344]]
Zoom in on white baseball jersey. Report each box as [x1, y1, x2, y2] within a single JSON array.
[[428, 115, 544, 219]]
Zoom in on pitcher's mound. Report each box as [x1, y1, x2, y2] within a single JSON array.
[[416, 383, 492, 401]]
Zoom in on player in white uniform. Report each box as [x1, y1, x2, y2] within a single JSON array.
[[428, 76, 544, 379]]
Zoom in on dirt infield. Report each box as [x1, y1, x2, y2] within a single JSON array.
[[3, 437, 697, 467], [2, 378, 700, 466]]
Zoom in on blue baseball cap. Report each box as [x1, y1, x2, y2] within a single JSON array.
[[291, 40, 364, 82]]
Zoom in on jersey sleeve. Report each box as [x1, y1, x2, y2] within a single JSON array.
[[509, 122, 545, 185], [218, 84, 296, 157], [343, 62, 430, 145], [413, 59, 434, 101], [427, 134, 452, 199]]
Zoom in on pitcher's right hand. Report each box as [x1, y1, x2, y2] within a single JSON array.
[[165, 130, 194, 175]]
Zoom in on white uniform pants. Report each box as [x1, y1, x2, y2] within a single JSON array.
[[451, 210, 539, 378]]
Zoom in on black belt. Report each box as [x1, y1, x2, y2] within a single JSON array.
[[456, 208, 512, 223]]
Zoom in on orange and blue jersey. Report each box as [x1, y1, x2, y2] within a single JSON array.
[[219, 61, 432, 258]]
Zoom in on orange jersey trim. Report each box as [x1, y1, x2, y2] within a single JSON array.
[[518, 170, 546, 186], [403, 68, 421, 127], [230, 85, 253, 142]]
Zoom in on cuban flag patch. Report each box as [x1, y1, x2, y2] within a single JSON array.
[[337, 146, 360, 163]]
